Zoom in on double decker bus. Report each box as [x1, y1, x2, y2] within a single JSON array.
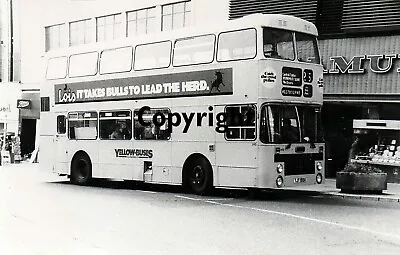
[[39, 13, 325, 195]]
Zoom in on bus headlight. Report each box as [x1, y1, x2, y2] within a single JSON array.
[[276, 163, 284, 173], [316, 173, 323, 184], [276, 176, 283, 188], [316, 162, 323, 171]]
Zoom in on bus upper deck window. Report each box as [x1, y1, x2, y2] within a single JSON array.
[[263, 28, 294, 61], [295, 32, 320, 64]]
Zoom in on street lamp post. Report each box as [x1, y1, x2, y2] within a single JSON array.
[[2, 114, 7, 151]]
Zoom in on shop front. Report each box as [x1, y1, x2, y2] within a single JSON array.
[[319, 35, 400, 177], [18, 90, 40, 160], [0, 83, 21, 164]]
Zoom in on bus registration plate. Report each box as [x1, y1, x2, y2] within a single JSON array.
[[294, 177, 306, 183]]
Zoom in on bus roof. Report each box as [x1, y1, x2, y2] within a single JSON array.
[[45, 13, 318, 57]]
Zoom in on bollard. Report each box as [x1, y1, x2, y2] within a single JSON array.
[[1, 150, 11, 165]]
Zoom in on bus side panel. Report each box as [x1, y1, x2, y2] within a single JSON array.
[[98, 140, 136, 180], [215, 141, 258, 187], [39, 112, 55, 173], [217, 166, 257, 187], [170, 104, 217, 184], [39, 135, 54, 173], [67, 141, 101, 177], [170, 141, 216, 184], [140, 141, 172, 183], [213, 102, 258, 188], [214, 62, 258, 106]]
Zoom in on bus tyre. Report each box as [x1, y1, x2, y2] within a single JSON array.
[[185, 157, 213, 195], [71, 153, 92, 185]]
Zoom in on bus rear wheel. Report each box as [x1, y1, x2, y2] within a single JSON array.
[[185, 157, 213, 195], [71, 153, 92, 185]]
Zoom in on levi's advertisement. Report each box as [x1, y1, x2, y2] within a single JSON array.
[[55, 68, 233, 104]]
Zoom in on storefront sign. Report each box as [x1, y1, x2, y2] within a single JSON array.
[[16, 99, 32, 109], [54, 69, 233, 104], [324, 54, 400, 74], [0, 104, 11, 113]]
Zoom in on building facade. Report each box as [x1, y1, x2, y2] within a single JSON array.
[[1, 0, 39, 158], [229, 0, 400, 176], [12, 0, 228, 158], [14, 0, 400, 171]]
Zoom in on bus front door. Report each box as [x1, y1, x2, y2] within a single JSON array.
[[54, 114, 69, 175]]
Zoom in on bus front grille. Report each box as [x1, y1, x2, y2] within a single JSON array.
[[274, 153, 323, 176]]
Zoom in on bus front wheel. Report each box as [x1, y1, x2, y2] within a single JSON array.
[[71, 153, 92, 185], [184, 157, 213, 195]]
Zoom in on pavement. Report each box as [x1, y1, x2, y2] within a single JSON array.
[[295, 178, 400, 203], [1, 161, 400, 203]]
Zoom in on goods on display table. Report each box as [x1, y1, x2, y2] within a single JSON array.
[[13, 136, 22, 162], [351, 119, 400, 183]]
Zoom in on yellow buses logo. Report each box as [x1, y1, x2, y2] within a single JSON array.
[[114, 148, 153, 158]]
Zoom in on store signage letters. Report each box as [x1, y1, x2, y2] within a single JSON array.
[[17, 99, 32, 109], [0, 104, 11, 113], [324, 54, 400, 74]]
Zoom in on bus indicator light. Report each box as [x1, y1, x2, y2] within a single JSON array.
[[276, 176, 284, 187], [316, 173, 323, 184], [316, 162, 323, 171], [276, 164, 284, 173]]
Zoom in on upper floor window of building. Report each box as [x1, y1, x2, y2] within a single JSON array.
[[127, 7, 156, 37], [162, 1, 191, 31], [69, 19, 92, 46], [45, 24, 66, 51], [96, 14, 122, 42]]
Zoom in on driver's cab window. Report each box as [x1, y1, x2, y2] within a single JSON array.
[[277, 107, 299, 143], [260, 105, 300, 143]]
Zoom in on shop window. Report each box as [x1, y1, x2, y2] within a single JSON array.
[[68, 111, 98, 140], [57, 115, 66, 134], [99, 110, 132, 140], [134, 108, 170, 140], [225, 104, 256, 140], [40, 97, 50, 112]]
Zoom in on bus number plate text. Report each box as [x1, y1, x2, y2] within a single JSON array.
[[294, 177, 306, 183]]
